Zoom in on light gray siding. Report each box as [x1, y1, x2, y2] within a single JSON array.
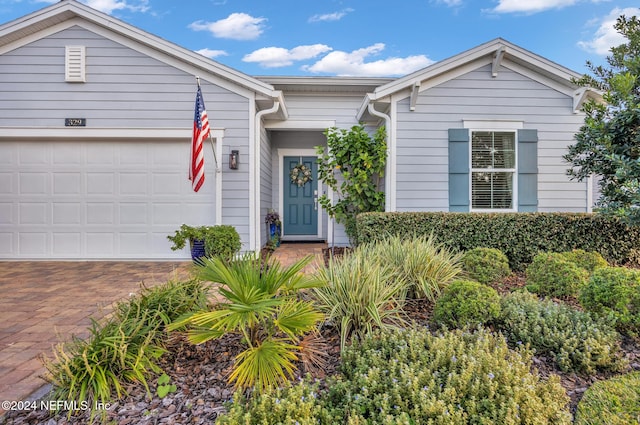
[[260, 122, 272, 247], [0, 26, 253, 253], [394, 63, 586, 212]]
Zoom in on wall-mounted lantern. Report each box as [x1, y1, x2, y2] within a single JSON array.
[[229, 150, 239, 170]]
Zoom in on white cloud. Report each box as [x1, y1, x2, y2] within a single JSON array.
[[189, 13, 266, 41], [35, 0, 149, 14], [243, 44, 332, 68], [491, 0, 580, 14], [195, 48, 229, 59], [304, 43, 434, 77], [308, 8, 354, 23], [431, 0, 463, 7], [578, 7, 640, 55]]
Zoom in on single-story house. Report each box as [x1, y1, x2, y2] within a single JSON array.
[[0, 0, 600, 259]]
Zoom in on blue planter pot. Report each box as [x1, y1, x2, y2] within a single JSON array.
[[190, 239, 206, 264], [268, 223, 281, 247]]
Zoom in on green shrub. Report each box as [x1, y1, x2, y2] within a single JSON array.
[[217, 379, 335, 425], [42, 278, 210, 419], [525, 252, 589, 298], [324, 327, 571, 424], [312, 248, 408, 351], [356, 212, 640, 270], [498, 291, 625, 373], [43, 313, 165, 419], [574, 371, 640, 425], [433, 280, 501, 328], [460, 247, 511, 284], [579, 266, 640, 337], [559, 249, 608, 273], [114, 278, 211, 328], [359, 234, 463, 301], [167, 224, 241, 259]]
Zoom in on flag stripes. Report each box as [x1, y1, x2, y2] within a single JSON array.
[[190, 86, 210, 192]]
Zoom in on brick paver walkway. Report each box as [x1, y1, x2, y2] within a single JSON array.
[[0, 242, 326, 417]]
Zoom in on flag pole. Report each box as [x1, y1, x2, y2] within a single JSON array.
[[195, 76, 219, 172]]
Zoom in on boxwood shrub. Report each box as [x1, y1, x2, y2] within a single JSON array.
[[574, 371, 640, 425], [525, 252, 589, 298], [579, 266, 640, 337], [433, 280, 501, 328], [460, 247, 511, 284], [356, 212, 640, 270]]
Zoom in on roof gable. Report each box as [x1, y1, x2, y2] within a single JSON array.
[[0, 0, 278, 99]]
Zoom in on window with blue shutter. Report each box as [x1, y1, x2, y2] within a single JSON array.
[[448, 128, 538, 212]]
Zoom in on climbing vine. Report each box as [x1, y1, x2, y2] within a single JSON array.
[[315, 124, 387, 243]]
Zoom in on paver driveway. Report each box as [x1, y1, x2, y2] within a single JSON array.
[[0, 242, 326, 416]]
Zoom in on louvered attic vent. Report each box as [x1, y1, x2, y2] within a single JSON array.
[[65, 46, 86, 82]]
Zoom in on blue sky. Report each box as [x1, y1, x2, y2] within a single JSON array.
[[1, 0, 639, 77]]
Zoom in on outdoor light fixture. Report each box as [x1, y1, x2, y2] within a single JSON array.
[[229, 150, 239, 170]]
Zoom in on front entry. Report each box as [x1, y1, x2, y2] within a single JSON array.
[[283, 156, 318, 237]]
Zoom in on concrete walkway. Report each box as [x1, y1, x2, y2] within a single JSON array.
[[0, 242, 325, 416]]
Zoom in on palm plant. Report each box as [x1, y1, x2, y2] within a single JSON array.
[[168, 254, 324, 390], [313, 249, 408, 351]]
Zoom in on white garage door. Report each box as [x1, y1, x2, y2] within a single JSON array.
[[0, 140, 216, 259]]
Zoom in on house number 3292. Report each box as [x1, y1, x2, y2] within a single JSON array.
[[65, 118, 86, 127]]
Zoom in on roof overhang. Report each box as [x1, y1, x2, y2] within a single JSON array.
[[0, 0, 279, 100], [357, 38, 584, 122]]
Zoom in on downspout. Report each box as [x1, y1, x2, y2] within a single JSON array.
[[251, 100, 280, 252], [367, 101, 394, 211]]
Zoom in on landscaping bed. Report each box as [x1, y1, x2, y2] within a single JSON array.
[[3, 243, 640, 424]]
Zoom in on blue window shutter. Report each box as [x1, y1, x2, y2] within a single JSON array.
[[518, 129, 538, 212], [449, 129, 469, 212]]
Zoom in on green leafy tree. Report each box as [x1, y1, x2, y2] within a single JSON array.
[[564, 15, 640, 223], [316, 125, 387, 243]]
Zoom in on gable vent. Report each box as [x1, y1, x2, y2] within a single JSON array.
[[65, 46, 86, 82]]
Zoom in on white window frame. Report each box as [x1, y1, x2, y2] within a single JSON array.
[[468, 127, 519, 212]]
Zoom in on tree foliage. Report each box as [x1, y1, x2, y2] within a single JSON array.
[[316, 125, 387, 243], [564, 15, 640, 223]]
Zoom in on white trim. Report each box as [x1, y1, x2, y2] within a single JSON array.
[[253, 101, 281, 251], [468, 128, 519, 213], [0, 126, 210, 139], [214, 132, 224, 225], [277, 148, 323, 240], [264, 119, 336, 130], [463, 120, 523, 130], [492, 46, 505, 78], [587, 175, 594, 213]]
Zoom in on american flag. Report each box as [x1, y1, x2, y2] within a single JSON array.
[[190, 86, 210, 192]]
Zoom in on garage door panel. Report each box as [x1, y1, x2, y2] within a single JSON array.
[[120, 203, 147, 224], [53, 233, 81, 256], [87, 203, 114, 224], [53, 203, 81, 225], [1, 140, 218, 259], [53, 173, 81, 194], [87, 173, 115, 194], [153, 173, 181, 195], [19, 173, 48, 194], [19, 232, 47, 255], [20, 203, 48, 224]]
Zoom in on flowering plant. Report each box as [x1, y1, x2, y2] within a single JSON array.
[[290, 164, 312, 187], [265, 210, 281, 225]]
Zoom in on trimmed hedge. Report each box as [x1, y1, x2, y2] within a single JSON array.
[[357, 212, 640, 270]]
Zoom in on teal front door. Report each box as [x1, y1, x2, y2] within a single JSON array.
[[284, 156, 318, 237]]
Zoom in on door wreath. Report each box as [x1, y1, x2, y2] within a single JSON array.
[[290, 163, 313, 187]]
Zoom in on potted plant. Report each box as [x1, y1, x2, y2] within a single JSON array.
[[167, 224, 241, 263], [265, 210, 282, 248]]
